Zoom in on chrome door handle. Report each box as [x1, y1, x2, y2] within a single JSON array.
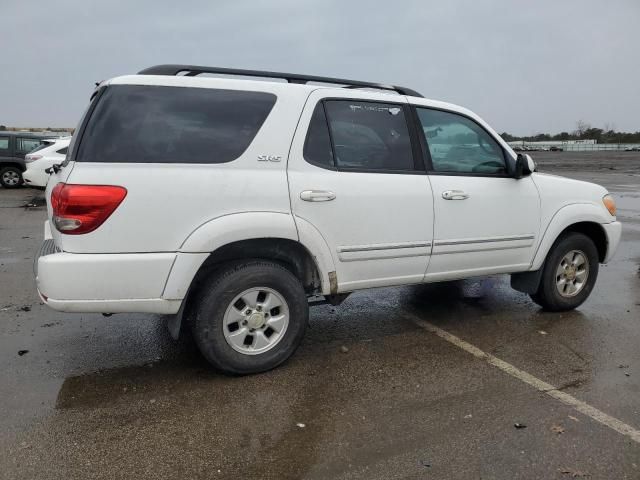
[[442, 190, 469, 200], [300, 190, 336, 202]]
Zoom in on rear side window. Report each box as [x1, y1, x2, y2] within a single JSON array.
[[17, 137, 43, 153], [303, 103, 334, 168], [77, 85, 277, 163], [0, 137, 9, 150], [29, 142, 53, 154], [324, 100, 414, 172]]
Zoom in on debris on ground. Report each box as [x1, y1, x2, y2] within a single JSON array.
[[568, 415, 579, 422], [514, 423, 527, 429], [625, 373, 631, 377], [538, 330, 548, 335], [558, 467, 590, 477], [18, 350, 29, 356], [551, 425, 565, 434], [340, 345, 349, 353], [296, 423, 305, 428], [419, 460, 431, 468], [20, 305, 31, 312], [464, 414, 473, 419], [619, 364, 630, 368]]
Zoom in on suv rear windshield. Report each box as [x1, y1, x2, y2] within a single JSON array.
[[76, 85, 276, 164]]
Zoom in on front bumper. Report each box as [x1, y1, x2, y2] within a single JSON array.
[[602, 221, 622, 263]]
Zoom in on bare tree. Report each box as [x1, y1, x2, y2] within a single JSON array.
[[575, 120, 591, 137]]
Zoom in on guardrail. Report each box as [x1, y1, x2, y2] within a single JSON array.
[[512, 144, 640, 152]]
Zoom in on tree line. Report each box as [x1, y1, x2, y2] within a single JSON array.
[[501, 121, 640, 144]]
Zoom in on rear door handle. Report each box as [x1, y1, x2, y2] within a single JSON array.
[[300, 190, 336, 202], [442, 190, 469, 200]]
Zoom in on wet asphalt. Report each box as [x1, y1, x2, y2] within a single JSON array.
[[0, 151, 639, 479]]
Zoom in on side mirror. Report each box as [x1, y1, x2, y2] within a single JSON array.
[[514, 153, 536, 179]]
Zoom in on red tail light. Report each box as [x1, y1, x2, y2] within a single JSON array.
[[51, 183, 127, 235]]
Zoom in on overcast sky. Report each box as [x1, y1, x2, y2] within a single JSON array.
[[1, 0, 639, 135]]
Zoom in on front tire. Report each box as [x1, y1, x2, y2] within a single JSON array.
[[530, 232, 599, 311], [0, 167, 23, 189], [191, 260, 308, 375]]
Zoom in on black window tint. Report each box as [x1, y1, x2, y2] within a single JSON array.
[[303, 103, 334, 168], [77, 85, 276, 163], [0, 137, 10, 150], [30, 142, 53, 154], [57, 147, 68, 155], [324, 100, 414, 171], [416, 108, 506, 174]]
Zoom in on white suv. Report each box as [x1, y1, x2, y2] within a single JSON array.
[[35, 65, 621, 374]]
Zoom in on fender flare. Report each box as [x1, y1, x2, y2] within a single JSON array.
[[172, 211, 336, 296], [531, 203, 610, 270], [292, 215, 337, 296], [180, 211, 299, 252]]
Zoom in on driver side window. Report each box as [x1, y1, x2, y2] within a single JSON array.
[[416, 108, 506, 175]]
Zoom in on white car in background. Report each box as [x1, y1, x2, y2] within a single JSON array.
[[23, 137, 71, 188]]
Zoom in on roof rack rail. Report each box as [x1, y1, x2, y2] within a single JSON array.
[[137, 64, 423, 98]]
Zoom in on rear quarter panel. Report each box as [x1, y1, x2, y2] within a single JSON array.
[[56, 78, 311, 254]]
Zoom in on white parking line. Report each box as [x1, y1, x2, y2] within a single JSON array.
[[404, 312, 640, 444]]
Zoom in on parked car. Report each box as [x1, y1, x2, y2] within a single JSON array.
[[0, 132, 62, 188], [624, 146, 640, 151], [34, 65, 622, 374], [23, 137, 71, 188], [550, 146, 564, 152]]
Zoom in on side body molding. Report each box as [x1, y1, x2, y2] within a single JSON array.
[[530, 203, 612, 270]]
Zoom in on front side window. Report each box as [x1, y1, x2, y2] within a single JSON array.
[[17, 138, 43, 153], [56, 147, 68, 155], [0, 137, 9, 150], [324, 100, 414, 172], [416, 108, 506, 175], [77, 85, 276, 164]]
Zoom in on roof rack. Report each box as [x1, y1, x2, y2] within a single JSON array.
[[137, 64, 423, 98]]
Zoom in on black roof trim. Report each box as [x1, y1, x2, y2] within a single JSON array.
[[137, 64, 423, 98]]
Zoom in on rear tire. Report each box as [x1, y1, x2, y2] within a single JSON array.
[[191, 260, 308, 375], [0, 167, 23, 189], [530, 232, 599, 311]]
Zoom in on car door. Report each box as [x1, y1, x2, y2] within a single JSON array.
[[413, 106, 541, 281], [288, 91, 434, 292]]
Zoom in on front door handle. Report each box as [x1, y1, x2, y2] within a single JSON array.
[[300, 190, 336, 202], [442, 190, 470, 200]]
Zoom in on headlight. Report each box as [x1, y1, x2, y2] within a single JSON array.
[[602, 194, 616, 216]]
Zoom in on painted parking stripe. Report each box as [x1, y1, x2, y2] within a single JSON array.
[[403, 312, 640, 444]]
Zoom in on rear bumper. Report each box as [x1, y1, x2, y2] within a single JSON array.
[[602, 221, 622, 263], [35, 222, 208, 314], [35, 241, 180, 314], [22, 167, 48, 188]]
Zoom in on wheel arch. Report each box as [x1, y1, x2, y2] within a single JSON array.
[[166, 236, 327, 339], [531, 203, 611, 270]]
